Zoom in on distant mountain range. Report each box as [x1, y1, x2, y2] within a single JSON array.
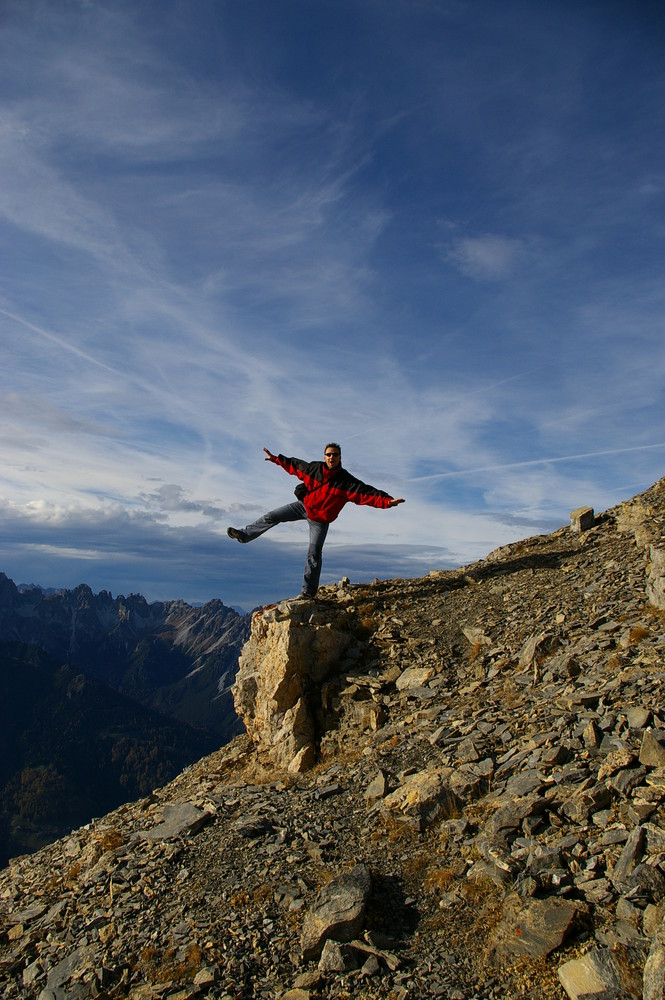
[[0, 573, 251, 865], [17, 582, 66, 596]]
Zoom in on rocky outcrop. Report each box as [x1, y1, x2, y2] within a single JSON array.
[[569, 505, 595, 532], [232, 590, 368, 771], [647, 546, 665, 610], [2, 475, 665, 999]]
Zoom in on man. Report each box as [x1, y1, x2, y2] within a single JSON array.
[[227, 444, 405, 599]]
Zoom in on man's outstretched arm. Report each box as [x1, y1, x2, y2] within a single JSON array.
[[262, 449, 321, 488], [386, 498, 405, 507]]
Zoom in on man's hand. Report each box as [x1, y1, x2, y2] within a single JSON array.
[[387, 498, 405, 507], [263, 447, 276, 461]]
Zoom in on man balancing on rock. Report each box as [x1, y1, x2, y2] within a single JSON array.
[[227, 444, 405, 599]]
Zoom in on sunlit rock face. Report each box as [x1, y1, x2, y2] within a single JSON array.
[[233, 597, 355, 772]]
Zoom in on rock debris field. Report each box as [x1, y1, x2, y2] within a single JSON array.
[[2, 476, 665, 999]]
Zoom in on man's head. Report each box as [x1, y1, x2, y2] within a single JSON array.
[[324, 442, 341, 470]]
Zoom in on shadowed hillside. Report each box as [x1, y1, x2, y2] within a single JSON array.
[[0, 642, 218, 867]]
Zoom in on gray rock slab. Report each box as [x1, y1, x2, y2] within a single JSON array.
[[626, 863, 665, 903], [231, 813, 275, 838], [317, 939, 358, 972], [7, 902, 48, 925], [504, 769, 544, 797], [558, 948, 623, 999], [560, 942, 644, 999], [364, 770, 388, 801], [46, 945, 94, 989], [301, 864, 371, 960], [644, 930, 665, 1000], [489, 894, 579, 961], [641, 730, 665, 768], [485, 793, 546, 843], [611, 825, 646, 889], [140, 802, 211, 841]]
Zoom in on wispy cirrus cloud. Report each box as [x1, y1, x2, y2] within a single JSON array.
[[443, 233, 529, 281]]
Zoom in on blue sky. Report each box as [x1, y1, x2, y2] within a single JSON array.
[[1, 0, 664, 610]]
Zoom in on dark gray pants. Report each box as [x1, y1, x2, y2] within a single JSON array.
[[241, 501, 329, 595]]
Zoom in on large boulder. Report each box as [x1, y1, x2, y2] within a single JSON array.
[[300, 864, 372, 960]]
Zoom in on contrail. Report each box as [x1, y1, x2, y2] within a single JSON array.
[[408, 442, 665, 482], [445, 368, 540, 402], [0, 307, 120, 375]]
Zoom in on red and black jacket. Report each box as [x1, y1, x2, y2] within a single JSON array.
[[271, 454, 394, 524]]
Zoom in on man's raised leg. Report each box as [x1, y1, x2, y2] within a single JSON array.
[[228, 501, 307, 543]]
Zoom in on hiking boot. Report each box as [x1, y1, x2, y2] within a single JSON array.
[[227, 527, 249, 543]]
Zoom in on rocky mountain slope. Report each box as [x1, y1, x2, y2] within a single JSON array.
[[1, 477, 665, 999]]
